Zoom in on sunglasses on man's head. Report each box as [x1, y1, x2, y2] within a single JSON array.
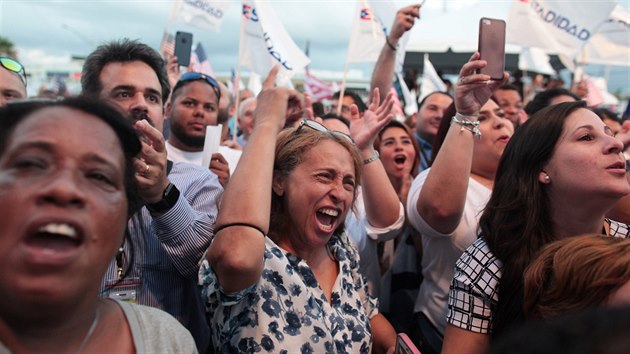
[[0, 57, 27, 86], [296, 119, 354, 145], [174, 72, 221, 102]]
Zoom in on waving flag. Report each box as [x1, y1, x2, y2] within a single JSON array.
[[304, 69, 336, 101], [190, 43, 215, 76], [172, 0, 230, 32], [578, 4, 630, 66], [159, 31, 175, 57], [239, 0, 310, 84], [419, 54, 446, 102], [346, 1, 389, 64], [346, 0, 409, 73], [507, 0, 617, 60]]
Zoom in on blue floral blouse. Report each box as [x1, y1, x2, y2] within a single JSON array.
[[199, 233, 378, 353]]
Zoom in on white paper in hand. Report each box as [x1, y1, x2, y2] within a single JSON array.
[[202, 124, 222, 168]]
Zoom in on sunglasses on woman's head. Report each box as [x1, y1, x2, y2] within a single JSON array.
[[0, 57, 27, 86], [296, 119, 354, 145]]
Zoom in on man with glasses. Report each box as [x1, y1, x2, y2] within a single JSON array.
[[81, 39, 222, 353], [0, 57, 27, 106], [165, 72, 236, 187]]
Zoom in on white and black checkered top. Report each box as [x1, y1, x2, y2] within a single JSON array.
[[446, 219, 630, 334]]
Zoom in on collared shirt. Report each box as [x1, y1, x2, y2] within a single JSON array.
[[236, 134, 248, 149], [446, 220, 630, 334], [101, 161, 223, 353], [200, 233, 378, 354], [414, 132, 432, 173]]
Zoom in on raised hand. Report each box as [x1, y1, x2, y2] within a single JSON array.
[[209, 152, 230, 187], [389, 3, 422, 43], [455, 52, 509, 115], [133, 119, 170, 204], [165, 55, 180, 92], [350, 87, 395, 150]]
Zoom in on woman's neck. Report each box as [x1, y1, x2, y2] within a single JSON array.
[[388, 174, 406, 195], [550, 196, 609, 239], [0, 298, 101, 353], [471, 172, 494, 189]]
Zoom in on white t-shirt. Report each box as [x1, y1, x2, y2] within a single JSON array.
[[406, 167, 491, 334], [346, 187, 405, 297], [165, 141, 241, 175]]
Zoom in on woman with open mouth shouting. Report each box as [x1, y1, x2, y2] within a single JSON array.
[[201, 68, 398, 353], [0, 98, 196, 353]]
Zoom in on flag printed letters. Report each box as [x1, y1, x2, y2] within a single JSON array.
[[507, 0, 617, 60], [173, 0, 230, 32], [239, 0, 310, 81]]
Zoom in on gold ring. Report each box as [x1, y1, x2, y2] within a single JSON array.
[[144, 164, 150, 176]]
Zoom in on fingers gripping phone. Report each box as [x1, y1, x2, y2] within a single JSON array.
[[477, 17, 506, 80], [174, 31, 193, 67], [395, 333, 421, 354]]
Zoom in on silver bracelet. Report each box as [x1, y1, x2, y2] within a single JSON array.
[[362, 150, 380, 165], [451, 112, 481, 138]]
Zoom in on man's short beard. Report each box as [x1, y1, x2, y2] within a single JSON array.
[[170, 120, 205, 149], [129, 111, 155, 127]]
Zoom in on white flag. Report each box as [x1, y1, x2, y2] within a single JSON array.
[[247, 72, 262, 96], [346, 1, 387, 64], [578, 4, 630, 66], [419, 54, 446, 102], [518, 47, 555, 75], [172, 0, 230, 32], [507, 0, 617, 60], [239, 0, 310, 84], [346, 0, 409, 73]]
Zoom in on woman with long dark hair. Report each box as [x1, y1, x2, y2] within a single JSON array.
[[442, 100, 630, 353]]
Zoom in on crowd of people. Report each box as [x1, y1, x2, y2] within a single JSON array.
[[1, 3, 629, 354]]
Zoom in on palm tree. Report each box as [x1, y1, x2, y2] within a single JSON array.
[[0, 36, 17, 58]]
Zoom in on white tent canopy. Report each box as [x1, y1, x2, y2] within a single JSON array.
[[406, 1, 518, 53], [405, 1, 629, 69]]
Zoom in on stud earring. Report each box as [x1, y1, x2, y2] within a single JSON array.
[[544, 175, 550, 183]]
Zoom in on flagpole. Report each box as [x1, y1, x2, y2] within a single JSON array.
[[338, 0, 364, 117], [337, 60, 350, 117], [233, 5, 247, 142]]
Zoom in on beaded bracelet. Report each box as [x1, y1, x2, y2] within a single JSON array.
[[362, 149, 380, 165], [451, 112, 481, 138]]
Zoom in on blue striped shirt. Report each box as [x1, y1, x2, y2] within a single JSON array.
[[101, 161, 223, 353]]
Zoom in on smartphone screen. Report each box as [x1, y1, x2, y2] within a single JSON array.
[[174, 31, 193, 67], [477, 17, 506, 80]]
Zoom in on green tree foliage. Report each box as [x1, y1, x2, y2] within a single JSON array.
[[0, 36, 17, 58]]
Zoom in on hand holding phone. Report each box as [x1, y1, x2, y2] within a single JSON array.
[[174, 31, 193, 67], [477, 17, 506, 80], [395, 333, 421, 354]]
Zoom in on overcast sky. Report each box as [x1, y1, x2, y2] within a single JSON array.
[[1, 0, 627, 95], [0, 0, 487, 73]]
